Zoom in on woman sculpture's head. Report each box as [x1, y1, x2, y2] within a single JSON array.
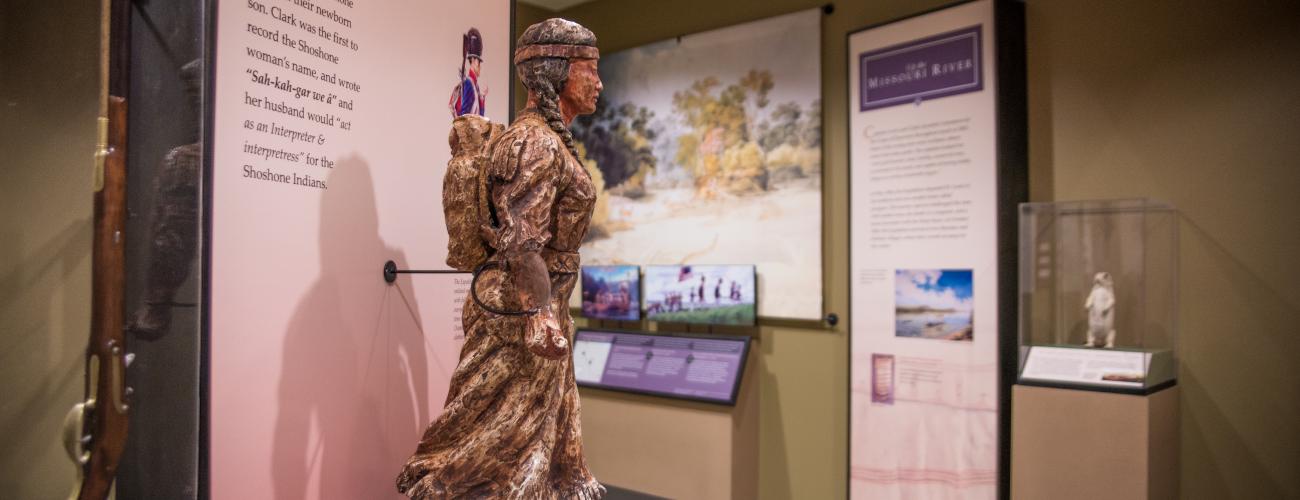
[[514, 18, 601, 159]]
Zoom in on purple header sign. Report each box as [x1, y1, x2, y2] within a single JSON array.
[[859, 25, 983, 111], [572, 329, 750, 405]]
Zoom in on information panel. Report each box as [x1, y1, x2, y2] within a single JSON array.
[[848, 1, 1023, 498], [208, 1, 510, 497], [573, 330, 750, 405], [1020, 346, 1147, 388], [1019, 346, 1175, 392]]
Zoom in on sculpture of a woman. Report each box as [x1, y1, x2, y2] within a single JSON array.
[[397, 18, 604, 499]]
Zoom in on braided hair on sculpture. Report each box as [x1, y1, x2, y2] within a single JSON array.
[[518, 59, 579, 160], [515, 19, 598, 161]]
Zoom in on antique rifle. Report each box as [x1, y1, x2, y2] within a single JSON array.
[[62, 0, 132, 498]]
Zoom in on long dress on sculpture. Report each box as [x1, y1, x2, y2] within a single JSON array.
[[397, 112, 600, 499]]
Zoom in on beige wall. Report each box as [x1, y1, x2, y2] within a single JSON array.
[[524, 0, 1300, 498], [1027, 2, 1299, 498], [0, 0, 102, 498]]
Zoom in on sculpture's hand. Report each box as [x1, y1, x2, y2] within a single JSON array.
[[526, 306, 569, 359], [126, 303, 171, 341], [504, 250, 566, 358]]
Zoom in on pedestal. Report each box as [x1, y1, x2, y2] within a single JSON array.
[[1011, 384, 1179, 500]]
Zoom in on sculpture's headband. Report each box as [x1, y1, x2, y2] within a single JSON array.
[[513, 44, 600, 65]]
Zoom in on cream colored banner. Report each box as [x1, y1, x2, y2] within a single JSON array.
[[849, 1, 1000, 498]]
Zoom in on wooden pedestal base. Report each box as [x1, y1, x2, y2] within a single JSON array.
[[1011, 384, 1179, 500]]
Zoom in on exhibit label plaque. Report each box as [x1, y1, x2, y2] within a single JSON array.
[[1019, 346, 1175, 392], [573, 330, 750, 405], [1019, 347, 1147, 388]]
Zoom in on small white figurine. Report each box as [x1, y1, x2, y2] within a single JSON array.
[[1084, 271, 1116, 348]]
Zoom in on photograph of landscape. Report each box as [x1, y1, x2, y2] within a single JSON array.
[[894, 269, 974, 341]]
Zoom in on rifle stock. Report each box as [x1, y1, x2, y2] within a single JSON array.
[[80, 96, 131, 500], [63, 0, 131, 498]]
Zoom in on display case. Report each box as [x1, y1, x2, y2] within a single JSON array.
[[1017, 199, 1178, 393]]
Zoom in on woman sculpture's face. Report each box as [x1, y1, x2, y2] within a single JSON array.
[[560, 58, 602, 117]]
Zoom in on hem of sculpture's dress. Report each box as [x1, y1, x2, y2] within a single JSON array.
[[397, 476, 606, 500], [570, 479, 606, 500]]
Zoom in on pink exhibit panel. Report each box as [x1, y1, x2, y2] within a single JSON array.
[[208, 1, 512, 497]]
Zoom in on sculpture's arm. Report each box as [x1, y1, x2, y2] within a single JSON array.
[[127, 145, 200, 341], [490, 133, 568, 358]]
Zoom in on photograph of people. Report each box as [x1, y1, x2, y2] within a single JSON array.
[[644, 265, 756, 325], [581, 265, 641, 321]]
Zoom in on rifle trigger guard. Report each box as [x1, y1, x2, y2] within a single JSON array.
[[62, 352, 96, 496]]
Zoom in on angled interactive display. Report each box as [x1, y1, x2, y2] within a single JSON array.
[[580, 265, 641, 321], [642, 265, 756, 326], [572, 329, 750, 405]]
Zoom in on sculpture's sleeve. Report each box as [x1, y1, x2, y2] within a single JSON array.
[[489, 131, 562, 256], [486, 129, 563, 314]]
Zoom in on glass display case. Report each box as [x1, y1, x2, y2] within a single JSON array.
[[116, 2, 206, 497], [1017, 199, 1178, 393]]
